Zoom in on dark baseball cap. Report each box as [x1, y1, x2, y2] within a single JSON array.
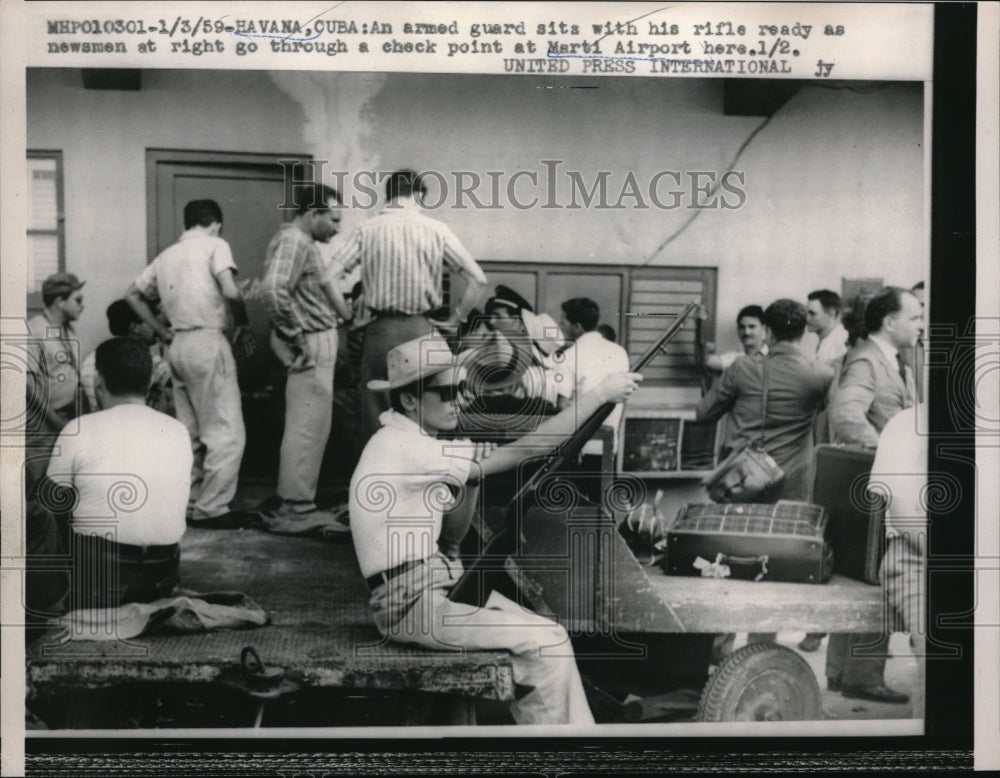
[[42, 272, 85, 298]]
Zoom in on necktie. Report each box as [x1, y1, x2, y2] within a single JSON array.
[[896, 352, 908, 388]]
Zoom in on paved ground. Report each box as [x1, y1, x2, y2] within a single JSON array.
[[753, 631, 918, 721]]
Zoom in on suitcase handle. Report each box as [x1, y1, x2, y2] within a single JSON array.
[[716, 552, 769, 581]]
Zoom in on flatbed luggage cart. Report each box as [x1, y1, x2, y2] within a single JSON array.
[[449, 492, 886, 723], [446, 301, 889, 723], [24, 519, 887, 727]]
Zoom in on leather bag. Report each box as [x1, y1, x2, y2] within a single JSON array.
[[811, 444, 884, 584], [701, 357, 785, 503]]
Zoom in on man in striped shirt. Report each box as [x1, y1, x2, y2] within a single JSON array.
[[331, 170, 487, 442], [260, 183, 351, 523]]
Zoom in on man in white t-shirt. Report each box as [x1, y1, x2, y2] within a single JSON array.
[[45, 337, 192, 609], [556, 297, 630, 502], [126, 199, 254, 526], [351, 333, 640, 725], [806, 289, 849, 364]]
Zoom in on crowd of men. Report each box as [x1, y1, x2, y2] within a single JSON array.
[[697, 283, 925, 707], [22, 166, 927, 724], [23, 170, 643, 725]]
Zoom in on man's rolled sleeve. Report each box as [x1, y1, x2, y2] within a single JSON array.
[[441, 228, 486, 285], [209, 239, 238, 279], [133, 262, 159, 300]]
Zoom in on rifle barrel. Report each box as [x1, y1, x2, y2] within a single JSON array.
[[504, 300, 705, 509]]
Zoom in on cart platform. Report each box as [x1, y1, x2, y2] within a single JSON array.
[[26, 523, 889, 724], [643, 569, 884, 633], [27, 528, 515, 705]]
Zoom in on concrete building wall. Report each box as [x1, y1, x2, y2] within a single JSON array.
[[27, 68, 923, 361]]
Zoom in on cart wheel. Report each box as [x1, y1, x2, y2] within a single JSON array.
[[698, 642, 821, 722]]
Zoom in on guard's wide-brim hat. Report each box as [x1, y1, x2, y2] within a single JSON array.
[[367, 332, 457, 391]]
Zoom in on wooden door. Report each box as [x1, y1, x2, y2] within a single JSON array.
[[147, 149, 311, 392]]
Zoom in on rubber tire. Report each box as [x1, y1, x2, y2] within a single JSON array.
[[698, 642, 821, 722]]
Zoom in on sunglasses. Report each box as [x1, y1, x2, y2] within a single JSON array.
[[422, 382, 467, 402]]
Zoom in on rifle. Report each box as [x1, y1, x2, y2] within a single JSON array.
[[448, 300, 707, 606]]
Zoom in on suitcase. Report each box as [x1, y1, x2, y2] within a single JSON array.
[[810, 444, 884, 584], [663, 501, 834, 583]]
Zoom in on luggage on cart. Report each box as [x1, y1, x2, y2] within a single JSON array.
[[810, 444, 884, 585], [663, 501, 834, 584]]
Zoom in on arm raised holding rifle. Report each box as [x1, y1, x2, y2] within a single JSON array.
[[348, 302, 702, 726], [447, 300, 704, 606], [348, 331, 640, 726]]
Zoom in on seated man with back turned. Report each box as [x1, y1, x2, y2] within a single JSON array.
[[351, 333, 641, 725], [43, 337, 192, 610]]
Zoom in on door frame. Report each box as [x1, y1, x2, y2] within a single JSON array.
[[145, 148, 313, 261]]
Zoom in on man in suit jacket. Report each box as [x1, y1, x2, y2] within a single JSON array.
[[697, 299, 834, 503], [826, 286, 924, 706], [829, 287, 922, 447]]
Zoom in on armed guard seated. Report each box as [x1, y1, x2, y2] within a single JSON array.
[[351, 332, 641, 725]]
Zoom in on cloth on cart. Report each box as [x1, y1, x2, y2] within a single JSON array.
[[55, 590, 269, 641]]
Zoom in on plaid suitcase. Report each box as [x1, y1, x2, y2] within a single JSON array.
[[663, 501, 834, 583], [810, 444, 884, 585]]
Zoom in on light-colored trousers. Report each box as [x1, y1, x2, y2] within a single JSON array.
[[169, 329, 245, 519], [277, 328, 338, 508], [827, 533, 925, 710], [881, 533, 925, 717], [369, 553, 594, 726]]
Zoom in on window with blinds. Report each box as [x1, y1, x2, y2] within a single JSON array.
[[466, 262, 717, 387], [626, 269, 713, 386], [27, 151, 65, 309]]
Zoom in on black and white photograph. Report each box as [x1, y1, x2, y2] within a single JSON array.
[[1, 1, 995, 774]]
